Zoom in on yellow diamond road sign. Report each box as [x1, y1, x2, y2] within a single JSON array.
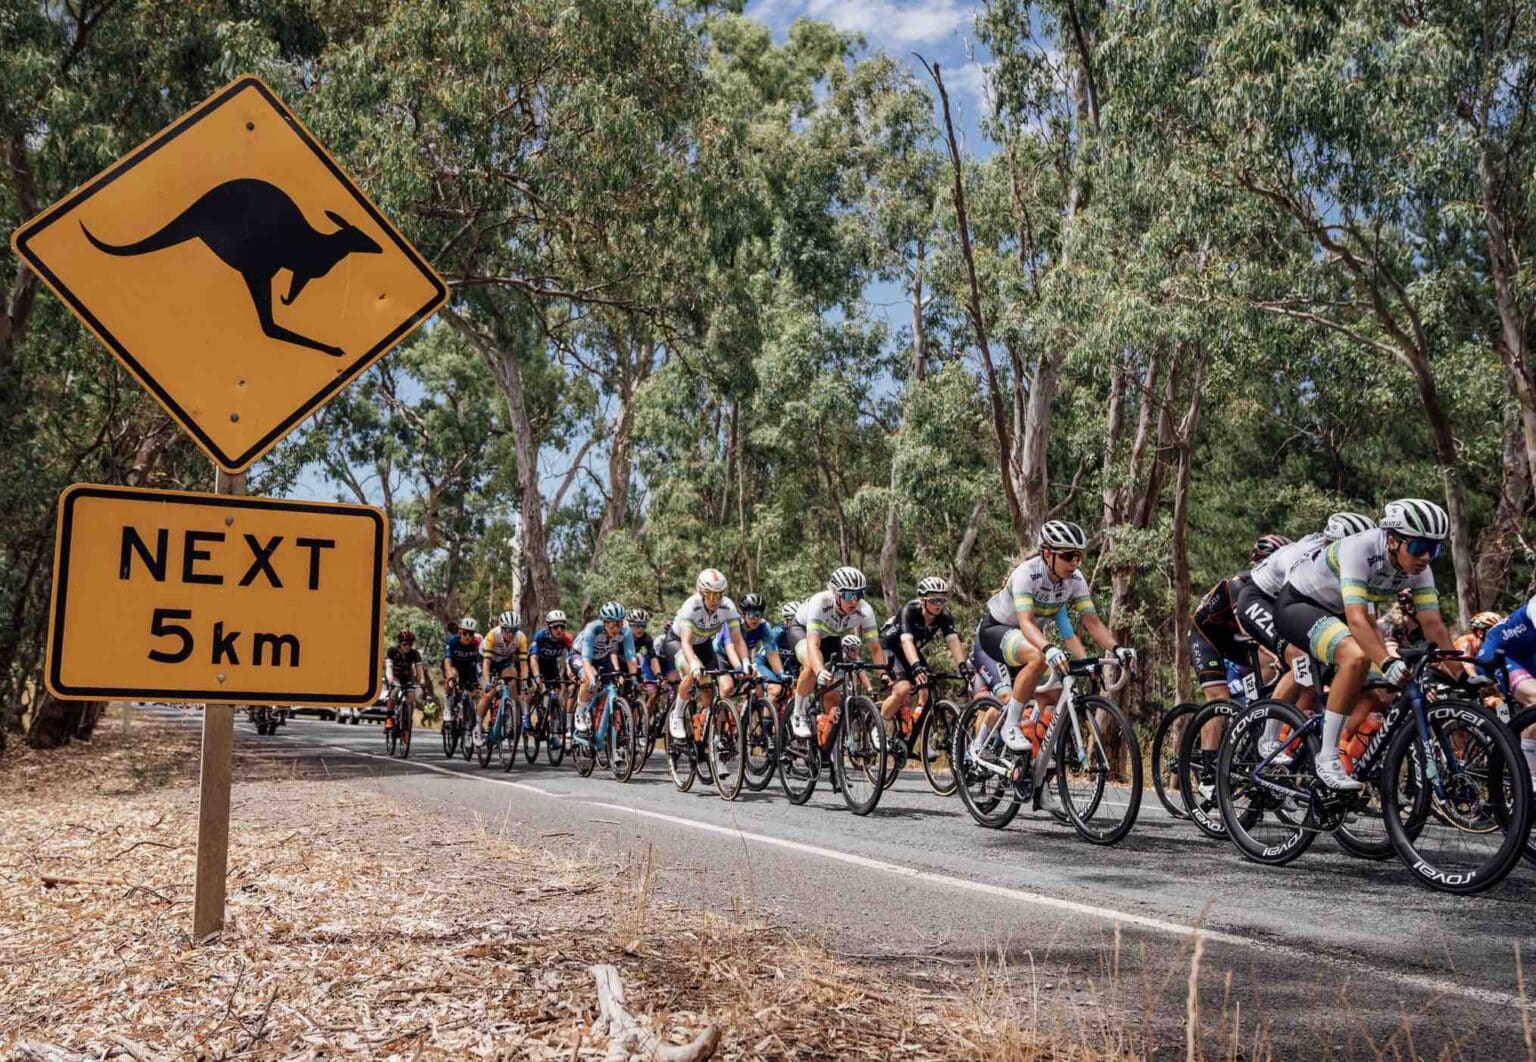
[[47, 484, 387, 706], [10, 77, 447, 473]]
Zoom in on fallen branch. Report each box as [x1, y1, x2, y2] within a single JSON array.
[[589, 964, 719, 1062], [108, 1034, 170, 1062], [14, 1042, 88, 1062]]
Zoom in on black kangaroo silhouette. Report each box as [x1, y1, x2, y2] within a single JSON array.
[[80, 178, 382, 357]]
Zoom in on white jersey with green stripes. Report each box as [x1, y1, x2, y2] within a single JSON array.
[[1283, 528, 1438, 614], [985, 555, 1097, 627]]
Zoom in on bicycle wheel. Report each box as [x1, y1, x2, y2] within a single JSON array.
[[441, 711, 456, 757], [880, 717, 905, 793], [461, 704, 476, 762], [384, 701, 398, 756], [546, 709, 567, 767], [836, 696, 887, 816], [776, 702, 819, 805], [1381, 699, 1530, 894], [743, 697, 778, 791], [951, 697, 1022, 829], [920, 700, 958, 797], [610, 698, 638, 783], [692, 707, 715, 789], [1510, 707, 1536, 867], [523, 701, 542, 764], [499, 713, 517, 771], [1177, 701, 1239, 839], [1055, 695, 1141, 845], [399, 701, 413, 759], [1151, 702, 1197, 820], [710, 700, 746, 801], [1215, 699, 1317, 866], [667, 701, 698, 792]]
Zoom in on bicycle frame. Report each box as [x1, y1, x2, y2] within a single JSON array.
[[968, 658, 1118, 799]]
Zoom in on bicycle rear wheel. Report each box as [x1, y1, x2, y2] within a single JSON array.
[[523, 701, 543, 764], [1382, 699, 1530, 894], [710, 700, 746, 801], [1056, 695, 1141, 845], [920, 700, 958, 797], [546, 710, 567, 767], [1510, 707, 1536, 868], [1152, 702, 1197, 821], [952, 697, 1021, 829], [743, 697, 778, 791], [1216, 699, 1317, 866], [835, 696, 887, 816], [610, 698, 638, 783], [776, 703, 819, 805]]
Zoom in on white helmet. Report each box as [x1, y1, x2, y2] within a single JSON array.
[[781, 601, 802, 622], [1038, 520, 1088, 551], [1380, 499, 1449, 541], [498, 610, 520, 631], [1324, 511, 1376, 542], [841, 634, 862, 653], [696, 568, 728, 594], [458, 616, 478, 633], [545, 609, 567, 626], [827, 566, 866, 594], [917, 575, 949, 597]]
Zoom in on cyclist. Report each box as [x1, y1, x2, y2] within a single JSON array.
[[974, 521, 1134, 755], [442, 617, 482, 733], [575, 602, 639, 738], [669, 569, 750, 741], [384, 629, 430, 730], [1274, 499, 1454, 790], [528, 610, 573, 742], [1474, 598, 1536, 783], [838, 633, 877, 694], [788, 566, 886, 740], [879, 576, 968, 735], [718, 593, 785, 699], [627, 608, 664, 722], [474, 610, 529, 748], [775, 601, 803, 689], [655, 617, 683, 684]]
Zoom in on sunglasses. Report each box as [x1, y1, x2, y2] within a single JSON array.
[[837, 589, 865, 602], [921, 595, 948, 606], [1403, 537, 1443, 559], [1052, 550, 1084, 563], [743, 610, 764, 618]]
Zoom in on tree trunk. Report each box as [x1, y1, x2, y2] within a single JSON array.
[[446, 308, 560, 619], [1018, 356, 1057, 529], [1170, 360, 1205, 705], [1475, 408, 1533, 609], [949, 495, 988, 599], [26, 695, 90, 749], [1477, 141, 1536, 500]]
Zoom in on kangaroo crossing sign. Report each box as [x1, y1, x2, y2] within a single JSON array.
[[10, 77, 447, 472], [46, 485, 386, 705]]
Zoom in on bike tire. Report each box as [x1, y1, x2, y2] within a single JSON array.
[[610, 698, 638, 783], [667, 730, 697, 792], [920, 700, 958, 797], [1177, 700, 1239, 839], [776, 701, 819, 805], [1381, 699, 1530, 895], [1056, 694, 1141, 845], [951, 697, 1022, 829], [574, 732, 597, 777], [1151, 702, 1198, 821], [836, 695, 887, 816], [461, 705, 476, 762], [441, 713, 456, 758], [1215, 699, 1317, 866], [1508, 706, 1536, 868], [546, 710, 567, 767], [523, 703, 542, 764], [693, 710, 715, 788], [743, 697, 778, 791], [399, 706, 412, 759], [384, 715, 397, 756], [710, 700, 746, 801]]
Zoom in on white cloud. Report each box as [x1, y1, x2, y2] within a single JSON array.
[[942, 60, 992, 116], [797, 0, 976, 47]]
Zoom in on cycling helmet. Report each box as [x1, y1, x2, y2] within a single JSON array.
[[1324, 511, 1376, 541], [917, 576, 949, 597], [599, 601, 626, 622], [498, 610, 520, 631], [841, 634, 862, 653], [696, 568, 728, 594], [626, 607, 650, 626], [1380, 498, 1450, 541], [398, 629, 415, 642], [458, 616, 478, 633], [1038, 520, 1088, 551], [741, 592, 765, 612], [545, 609, 567, 626], [781, 601, 802, 622], [827, 566, 867, 594], [1249, 534, 1291, 565], [1470, 611, 1502, 633]]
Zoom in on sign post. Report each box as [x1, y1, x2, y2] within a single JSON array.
[[193, 467, 244, 939]]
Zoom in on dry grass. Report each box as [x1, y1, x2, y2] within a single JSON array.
[[0, 711, 1133, 1060]]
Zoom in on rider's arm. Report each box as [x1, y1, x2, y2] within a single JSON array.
[[480, 635, 495, 686], [1418, 607, 1454, 652], [1078, 610, 1119, 654], [861, 606, 885, 666], [945, 631, 966, 666], [677, 620, 701, 670], [729, 629, 750, 671], [1344, 602, 1394, 666], [622, 627, 638, 676]]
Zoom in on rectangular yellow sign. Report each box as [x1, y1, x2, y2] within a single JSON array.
[[47, 484, 386, 705]]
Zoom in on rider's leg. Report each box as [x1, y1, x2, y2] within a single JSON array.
[[671, 653, 696, 739], [1003, 640, 1049, 751], [789, 640, 820, 738]]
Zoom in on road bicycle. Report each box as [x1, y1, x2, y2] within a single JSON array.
[[572, 673, 639, 783], [775, 660, 889, 816], [1215, 646, 1531, 894], [441, 681, 478, 760], [664, 669, 734, 794], [480, 672, 524, 771], [952, 656, 1142, 845], [383, 682, 418, 758], [881, 670, 963, 797], [523, 677, 571, 767]]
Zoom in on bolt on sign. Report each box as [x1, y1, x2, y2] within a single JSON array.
[[10, 76, 447, 473], [46, 485, 386, 705]]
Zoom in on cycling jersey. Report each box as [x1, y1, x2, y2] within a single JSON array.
[[444, 633, 481, 683], [530, 628, 573, 680], [1249, 533, 1323, 597], [795, 590, 879, 643], [629, 628, 658, 680], [580, 620, 635, 669], [714, 617, 772, 657], [673, 594, 743, 645], [1478, 596, 1536, 687], [1284, 529, 1439, 615], [481, 625, 528, 667], [385, 646, 422, 685], [985, 555, 1097, 627], [880, 599, 958, 649]]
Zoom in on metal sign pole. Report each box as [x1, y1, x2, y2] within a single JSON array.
[[192, 465, 246, 939]]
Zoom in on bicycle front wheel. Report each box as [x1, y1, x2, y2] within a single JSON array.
[[709, 700, 746, 801], [1216, 699, 1317, 866], [920, 700, 958, 797], [952, 697, 1021, 829], [523, 702, 542, 764], [835, 696, 887, 816], [610, 698, 638, 783], [776, 702, 819, 805], [1382, 699, 1530, 894], [1055, 695, 1141, 845], [441, 713, 456, 758], [1176, 700, 1239, 839]]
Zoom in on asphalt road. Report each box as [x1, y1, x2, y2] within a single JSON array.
[[169, 707, 1536, 1058]]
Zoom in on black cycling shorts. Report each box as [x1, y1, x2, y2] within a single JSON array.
[[976, 616, 1027, 676], [1233, 580, 1288, 658], [675, 638, 719, 673], [1274, 585, 1348, 666], [1187, 624, 1227, 687]]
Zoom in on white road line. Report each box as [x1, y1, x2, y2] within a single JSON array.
[[313, 738, 1527, 1011]]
